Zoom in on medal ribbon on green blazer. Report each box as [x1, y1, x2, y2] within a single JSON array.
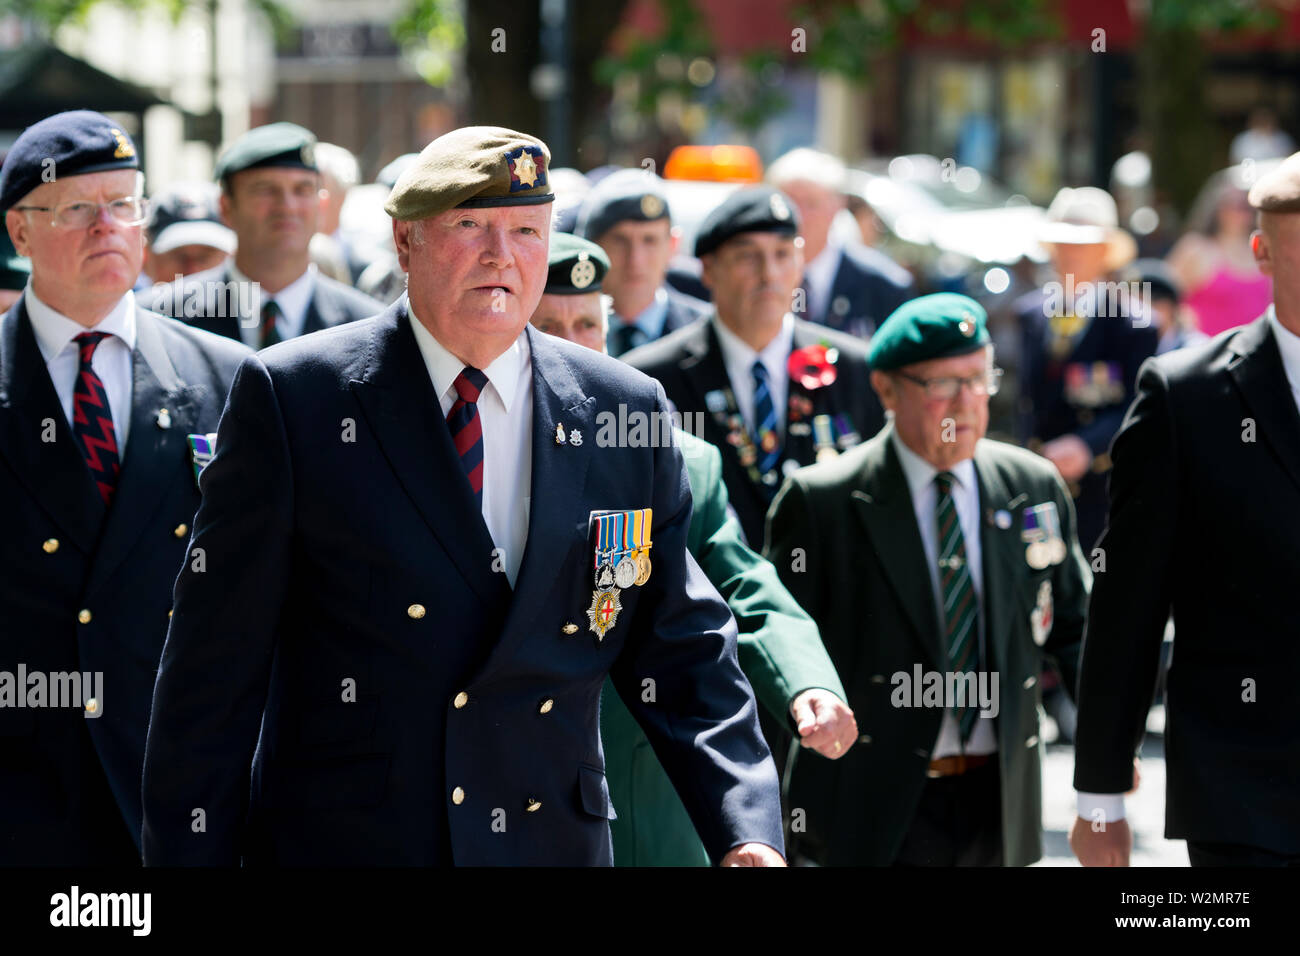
[[935, 471, 979, 741]]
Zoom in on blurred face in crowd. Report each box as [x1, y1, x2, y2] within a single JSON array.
[[872, 346, 993, 470], [531, 291, 606, 353], [702, 231, 803, 348], [395, 203, 551, 368], [6, 169, 144, 324], [1215, 188, 1255, 240], [594, 219, 677, 316], [143, 242, 229, 283], [222, 168, 322, 260], [779, 178, 843, 262], [1253, 212, 1300, 332], [1048, 240, 1109, 287]]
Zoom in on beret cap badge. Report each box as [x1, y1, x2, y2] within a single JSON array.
[[570, 255, 596, 289], [507, 146, 546, 192], [110, 128, 135, 160], [640, 194, 664, 218], [770, 193, 791, 220]]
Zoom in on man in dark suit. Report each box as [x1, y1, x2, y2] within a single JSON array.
[[624, 185, 884, 549], [0, 111, 249, 865], [767, 147, 913, 340], [141, 126, 786, 867], [575, 168, 710, 358], [1070, 153, 1300, 867], [767, 293, 1091, 866], [150, 123, 381, 346]]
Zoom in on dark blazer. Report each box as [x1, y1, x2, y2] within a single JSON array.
[[623, 316, 884, 547], [606, 286, 710, 359], [140, 299, 784, 866], [765, 426, 1090, 866], [1074, 315, 1300, 854], [806, 242, 914, 339], [0, 298, 250, 865], [148, 263, 382, 343], [1015, 287, 1158, 551]]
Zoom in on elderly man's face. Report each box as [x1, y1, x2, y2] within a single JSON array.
[[395, 203, 551, 366], [531, 291, 606, 353], [778, 179, 842, 257], [6, 169, 144, 315], [871, 346, 992, 470], [1048, 241, 1109, 287], [702, 231, 802, 335]]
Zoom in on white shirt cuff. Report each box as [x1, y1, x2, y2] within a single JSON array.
[[1076, 791, 1126, 822]]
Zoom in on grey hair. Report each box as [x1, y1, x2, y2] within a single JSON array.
[[767, 147, 847, 193]]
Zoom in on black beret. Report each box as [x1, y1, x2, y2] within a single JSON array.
[[545, 233, 609, 294], [693, 185, 799, 257], [575, 168, 670, 241], [215, 122, 318, 183], [0, 110, 139, 213]]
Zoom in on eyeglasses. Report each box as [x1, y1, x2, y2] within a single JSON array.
[[895, 367, 1003, 401], [13, 197, 149, 230]]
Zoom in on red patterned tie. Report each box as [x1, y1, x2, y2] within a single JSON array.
[[447, 367, 487, 506], [71, 331, 121, 505]]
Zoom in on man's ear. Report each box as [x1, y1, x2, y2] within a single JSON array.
[[699, 252, 715, 292], [669, 227, 680, 257], [393, 219, 413, 273], [219, 190, 235, 230], [870, 369, 895, 412], [1251, 228, 1271, 276], [6, 209, 30, 257]]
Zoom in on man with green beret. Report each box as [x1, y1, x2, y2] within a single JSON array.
[[531, 231, 856, 865], [143, 126, 788, 867], [766, 292, 1092, 866], [151, 122, 381, 346]]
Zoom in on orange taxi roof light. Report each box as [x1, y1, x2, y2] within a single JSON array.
[[663, 145, 763, 183]]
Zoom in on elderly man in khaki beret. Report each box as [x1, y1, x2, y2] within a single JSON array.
[[141, 126, 786, 867], [1071, 152, 1300, 867]]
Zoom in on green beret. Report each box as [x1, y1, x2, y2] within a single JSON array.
[[1248, 151, 1300, 212], [384, 126, 555, 222], [868, 293, 991, 371], [545, 233, 609, 295], [215, 123, 318, 183]]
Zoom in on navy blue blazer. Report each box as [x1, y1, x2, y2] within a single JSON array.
[[140, 299, 784, 866], [806, 243, 914, 339], [148, 263, 382, 343], [0, 299, 250, 865]]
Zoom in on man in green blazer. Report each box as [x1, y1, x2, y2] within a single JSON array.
[[766, 293, 1091, 866], [532, 233, 856, 865]]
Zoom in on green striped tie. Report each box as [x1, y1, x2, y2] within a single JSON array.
[[935, 471, 979, 741]]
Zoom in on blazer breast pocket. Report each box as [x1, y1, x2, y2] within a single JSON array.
[[576, 764, 617, 820]]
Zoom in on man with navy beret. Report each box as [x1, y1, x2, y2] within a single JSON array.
[[766, 292, 1091, 866], [575, 168, 709, 357], [0, 110, 251, 865], [150, 122, 381, 346], [141, 126, 786, 866], [624, 185, 883, 550]]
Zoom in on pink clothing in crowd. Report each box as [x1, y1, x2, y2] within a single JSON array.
[[1184, 268, 1273, 337]]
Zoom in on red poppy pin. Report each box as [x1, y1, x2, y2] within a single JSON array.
[[788, 343, 839, 391]]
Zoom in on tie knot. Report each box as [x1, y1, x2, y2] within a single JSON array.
[[73, 331, 111, 362], [751, 358, 769, 383], [935, 471, 957, 495], [454, 366, 488, 404]]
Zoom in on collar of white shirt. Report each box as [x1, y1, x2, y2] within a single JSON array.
[[25, 282, 137, 364], [890, 427, 978, 507], [229, 261, 317, 338], [714, 311, 794, 389], [1266, 305, 1300, 396], [406, 306, 525, 415]]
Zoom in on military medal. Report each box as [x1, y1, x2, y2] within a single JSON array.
[[631, 508, 653, 586], [634, 552, 652, 587], [555, 422, 566, 444], [592, 513, 616, 587], [812, 414, 838, 462], [1022, 502, 1064, 569], [587, 588, 622, 641], [612, 512, 638, 589], [186, 432, 218, 489]]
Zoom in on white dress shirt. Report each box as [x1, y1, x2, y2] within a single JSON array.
[[714, 312, 795, 438], [26, 283, 137, 456], [801, 241, 841, 323], [408, 309, 533, 588], [228, 261, 317, 348], [1079, 307, 1300, 824], [891, 430, 997, 759]]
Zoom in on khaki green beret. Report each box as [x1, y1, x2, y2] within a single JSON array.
[[868, 293, 991, 371], [1248, 151, 1300, 212], [384, 126, 555, 221]]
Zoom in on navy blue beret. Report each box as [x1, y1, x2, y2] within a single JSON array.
[[0, 110, 139, 213], [575, 168, 670, 241], [693, 185, 799, 257]]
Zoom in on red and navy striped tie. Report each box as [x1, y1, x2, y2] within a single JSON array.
[[71, 331, 121, 505], [447, 367, 487, 507]]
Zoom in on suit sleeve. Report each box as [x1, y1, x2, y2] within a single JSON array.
[[608, 383, 785, 864], [1043, 467, 1091, 699], [688, 444, 846, 730], [1073, 358, 1178, 794], [141, 355, 294, 864]]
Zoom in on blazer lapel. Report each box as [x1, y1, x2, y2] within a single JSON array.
[[0, 300, 103, 552], [302, 282, 337, 335], [349, 300, 509, 606], [849, 430, 944, 668], [477, 328, 596, 678], [85, 310, 205, 594], [972, 445, 1027, 673], [1227, 316, 1300, 496]]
